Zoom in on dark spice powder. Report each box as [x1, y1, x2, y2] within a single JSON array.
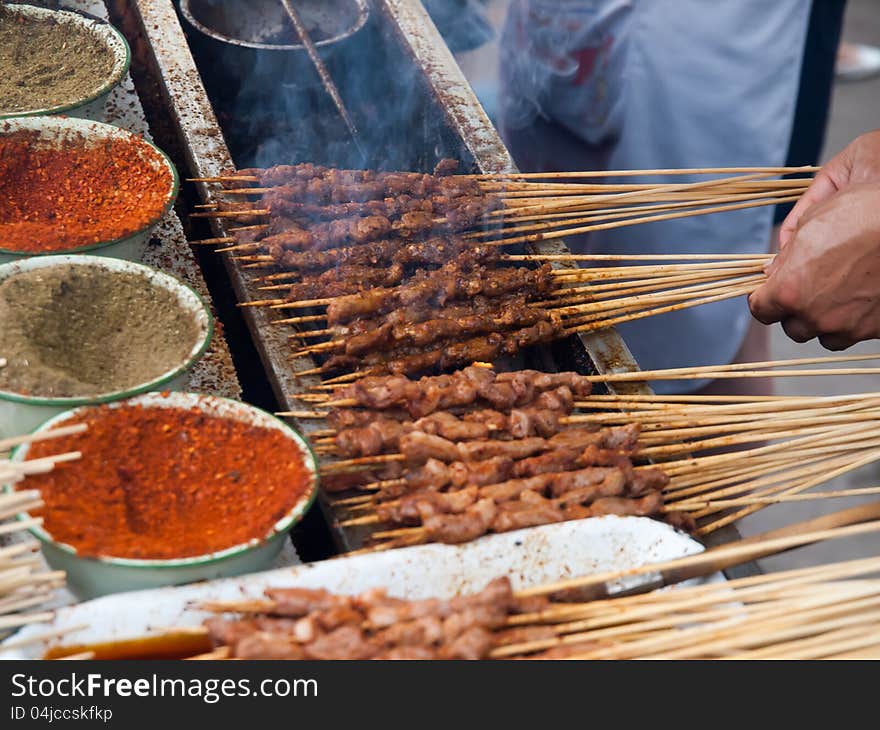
[[0, 6, 116, 114], [24, 403, 314, 560], [0, 128, 174, 252], [0, 265, 203, 398]]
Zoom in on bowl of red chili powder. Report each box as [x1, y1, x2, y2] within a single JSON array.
[[0, 116, 178, 262], [7, 392, 318, 599]]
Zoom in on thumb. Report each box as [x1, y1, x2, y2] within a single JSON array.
[[779, 172, 839, 249]]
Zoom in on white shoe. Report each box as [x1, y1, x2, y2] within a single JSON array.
[[836, 43, 880, 82]]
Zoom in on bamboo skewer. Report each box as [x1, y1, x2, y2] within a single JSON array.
[[469, 189, 806, 238], [473, 165, 819, 180], [188, 164, 818, 184]]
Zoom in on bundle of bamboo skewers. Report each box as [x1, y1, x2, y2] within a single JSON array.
[[188, 163, 812, 378], [193, 164, 815, 248], [279, 354, 880, 550], [0, 425, 85, 639]]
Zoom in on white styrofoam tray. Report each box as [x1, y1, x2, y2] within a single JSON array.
[[1, 516, 711, 658]]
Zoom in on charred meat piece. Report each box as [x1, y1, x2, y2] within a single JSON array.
[[587, 491, 665, 518], [283, 263, 405, 302], [422, 498, 498, 544], [231, 632, 309, 660], [414, 412, 490, 441], [508, 406, 563, 438], [334, 418, 411, 458], [262, 587, 353, 617], [491, 498, 564, 533], [448, 456, 515, 488], [304, 625, 378, 660], [376, 486, 478, 524], [511, 448, 581, 477], [457, 436, 548, 462], [399, 432, 462, 464], [325, 263, 556, 325], [433, 159, 460, 176]]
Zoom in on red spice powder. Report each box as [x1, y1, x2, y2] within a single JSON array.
[[23, 403, 315, 560], [0, 128, 174, 252]]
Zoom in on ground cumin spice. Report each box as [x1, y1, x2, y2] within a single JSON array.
[[0, 265, 202, 398], [24, 403, 314, 560], [0, 7, 116, 114], [0, 128, 174, 252]]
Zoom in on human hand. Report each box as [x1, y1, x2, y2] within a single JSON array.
[[780, 129, 880, 249], [750, 183, 880, 350]]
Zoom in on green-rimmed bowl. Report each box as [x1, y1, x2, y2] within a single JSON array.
[[0, 116, 178, 263], [0, 4, 131, 121], [0, 255, 212, 439], [6, 392, 318, 599]]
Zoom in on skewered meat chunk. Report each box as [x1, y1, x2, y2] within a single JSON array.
[[457, 436, 548, 462], [376, 616, 445, 647], [439, 626, 495, 660], [392, 210, 436, 238], [629, 467, 670, 496], [448, 456, 515, 488], [264, 213, 395, 250], [395, 456, 515, 495], [462, 408, 510, 431], [304, 626, 377, 660], [325, 263, 555, 325], [266, 194, 436, 222], [333, 366, 591, 416], [415, 412, 490, 441], [364, 577, 513, 627], [262, 587, 352, 617], [334, 418, 408, 458], [422, 498, 498, 544], [326, 408, 409, 429], [232, 633, 308, 660], [271, 237, 499, 272], [493, 498, 564, 532], [202, 576, 594, 660], [477, 466, 623, 503], [204, 617, 300, 646], [337, 304, 559, 357], [376, 486, 478, 524], [433, 159, 459, 176], [399, 432, 462, 463], [509, 405, 563, 438], [511, 448, 581, 477], [596, 491, 664, 516], [400, 458, 453, 491], [283, 263, 405, 301]]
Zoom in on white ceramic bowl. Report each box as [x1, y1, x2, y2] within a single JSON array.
[[7, 392, 318, 599], [0, 4, 130, 120], [0, 116, 178, 263], [0, 255, 212, 439]]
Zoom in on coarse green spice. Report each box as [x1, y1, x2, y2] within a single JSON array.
[[0, 7, 116, 114], [0, 266, 203, 398]]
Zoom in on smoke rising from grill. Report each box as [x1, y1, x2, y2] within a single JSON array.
[[182, 0, 462, 173]]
